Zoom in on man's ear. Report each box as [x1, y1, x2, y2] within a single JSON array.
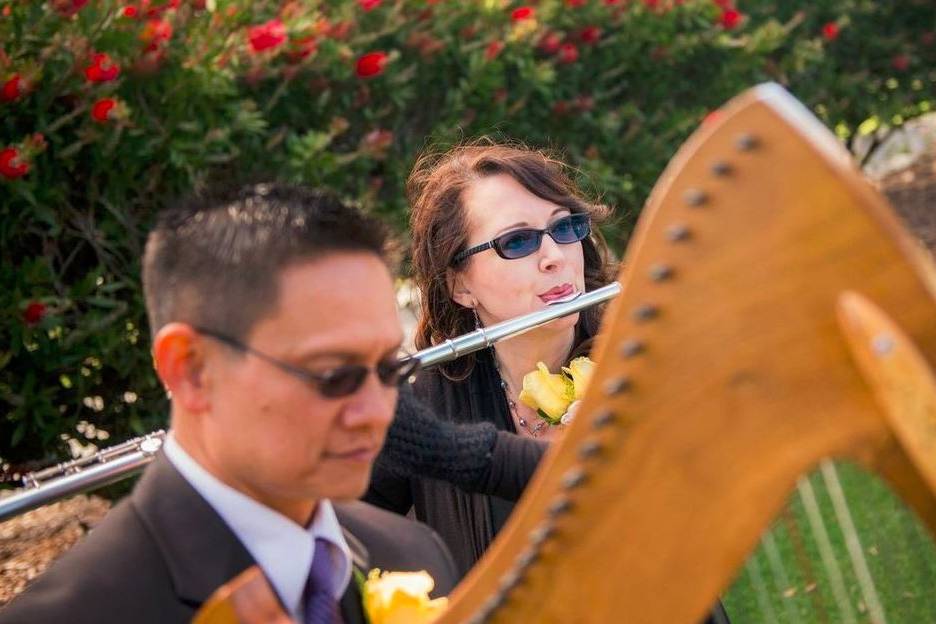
[[446, 269, 476, 309], [152, 322, 211, 413]]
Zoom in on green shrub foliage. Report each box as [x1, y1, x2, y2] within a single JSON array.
[[1, 0, 934, 470]]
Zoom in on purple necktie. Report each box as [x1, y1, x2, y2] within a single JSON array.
[[304, 538, 341, 624]]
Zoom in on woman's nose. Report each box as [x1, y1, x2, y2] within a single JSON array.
[[538, 234, 565, 273]]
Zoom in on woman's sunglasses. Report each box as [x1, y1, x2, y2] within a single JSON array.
[[195, 327, 420, 399], [451, 213, 590, 265]]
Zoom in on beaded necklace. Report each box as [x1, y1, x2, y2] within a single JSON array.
[[492, 351, 549, 438]]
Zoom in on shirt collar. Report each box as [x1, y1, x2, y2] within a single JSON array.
[[163, 432, 353, 619]]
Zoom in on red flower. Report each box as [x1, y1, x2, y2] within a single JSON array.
[[91, 98, 117, 123], [718, 8, 742, 30], [891, 54, 910, 71], [52, 0, 89, 17], [922, 32, 935, 46], [122, 5, 139, 18], [355, 51, 388, 78], [574, 94, 594, 112], [579, 26, 601, 44], [85, 53, 121, 83], [24, 133, 47, 153], [407, 32, 444, 58], [558, 43, 579, 64], [287, 35, 318, 62], [511, 6, 534, 21], [134, 46, 166, 74], [538, 32, 562, 55], [2, 74, 23, 103], [144, 0, 180, 17], [140, 18, 173, 45], [484, 40, 504, 61], [358, 0, 381, 10], [248, 19, 287, 53], [0, 147, 29, 179], [328, 20, 353, 40], [552, 100, 570, 116], [23, 302, 47, 326], [360, 128, 394, 155], [821, 22, 839, 41]]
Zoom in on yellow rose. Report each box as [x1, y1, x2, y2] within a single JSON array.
[[362, 569, 448, 624], [518, 362, 574, 423], [562, 356, 595, 400]]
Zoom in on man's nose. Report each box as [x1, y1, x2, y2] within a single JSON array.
[[339, 372, 396, 429]]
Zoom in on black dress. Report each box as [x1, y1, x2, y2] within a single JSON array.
[[366, 346, 526, 577]]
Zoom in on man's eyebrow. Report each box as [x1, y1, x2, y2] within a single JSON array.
[[297, 341, 405, 364], [491, 207, 569, 238]]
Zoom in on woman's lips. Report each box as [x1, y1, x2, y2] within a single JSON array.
[[539, 283, 576, 303]]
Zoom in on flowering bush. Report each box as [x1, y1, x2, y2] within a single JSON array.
[[1, 0, 934, 470]]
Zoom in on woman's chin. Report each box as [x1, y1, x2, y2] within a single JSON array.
[[535, 311, 580, 333]]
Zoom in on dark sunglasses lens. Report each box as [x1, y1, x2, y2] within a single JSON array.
[[377, 357, 419, 386], [550, 214, 590, 243], [319, 365, 369, 398], [496, 229, 542, 259]]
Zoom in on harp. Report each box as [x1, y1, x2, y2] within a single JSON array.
[[198, 83, 936, 623]]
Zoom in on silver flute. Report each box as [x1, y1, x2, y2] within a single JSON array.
[[0, 282, 620, 522]]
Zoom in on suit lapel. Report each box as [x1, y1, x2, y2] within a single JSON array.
[[130, 453, 257, 608], [339, 526, 370, 624]]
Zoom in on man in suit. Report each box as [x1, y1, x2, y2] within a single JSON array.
[[0, 183, 458, 623]]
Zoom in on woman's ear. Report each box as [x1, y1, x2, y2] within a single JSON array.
[[152, 322, 211, 413], [446, 268, 476, 309]]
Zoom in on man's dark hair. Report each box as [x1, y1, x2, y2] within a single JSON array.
[[142, 182, 391, 341]]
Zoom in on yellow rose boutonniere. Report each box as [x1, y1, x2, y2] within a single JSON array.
[[361, 569, 448, 624], [563, 356, 595, 401], [518, 356, 595, 425]]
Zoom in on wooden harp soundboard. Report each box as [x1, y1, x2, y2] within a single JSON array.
[[198, 83, 936, 623]]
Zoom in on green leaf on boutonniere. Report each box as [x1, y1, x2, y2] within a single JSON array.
[[354, 567, 371, 624], [537, 408, 562, 425]]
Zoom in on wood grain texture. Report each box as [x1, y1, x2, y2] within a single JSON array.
[[194, 566, 292, 624], [837, 291, 936, 497], [434, 84, 936, 624]]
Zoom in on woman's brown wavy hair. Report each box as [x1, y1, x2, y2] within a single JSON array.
[[408, 141, 617, 380]]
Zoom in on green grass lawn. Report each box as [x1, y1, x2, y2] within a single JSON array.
[[723, 462, 936, 623]]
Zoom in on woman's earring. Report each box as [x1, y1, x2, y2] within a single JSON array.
[[472, 308, 482, 329]]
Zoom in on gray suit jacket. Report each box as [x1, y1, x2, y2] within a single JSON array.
[[0, 454, 458, 624]]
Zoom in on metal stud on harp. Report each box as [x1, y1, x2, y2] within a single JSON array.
[[431, 83, 936, 624]]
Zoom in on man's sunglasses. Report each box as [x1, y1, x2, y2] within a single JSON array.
[[194, 327, 420, 399], [451, 213, 591, 265]]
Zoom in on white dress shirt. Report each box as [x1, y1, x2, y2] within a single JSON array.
[[163, 432, 353, 620]]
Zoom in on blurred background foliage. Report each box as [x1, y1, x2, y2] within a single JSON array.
[[1, 0, 934, 471]]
